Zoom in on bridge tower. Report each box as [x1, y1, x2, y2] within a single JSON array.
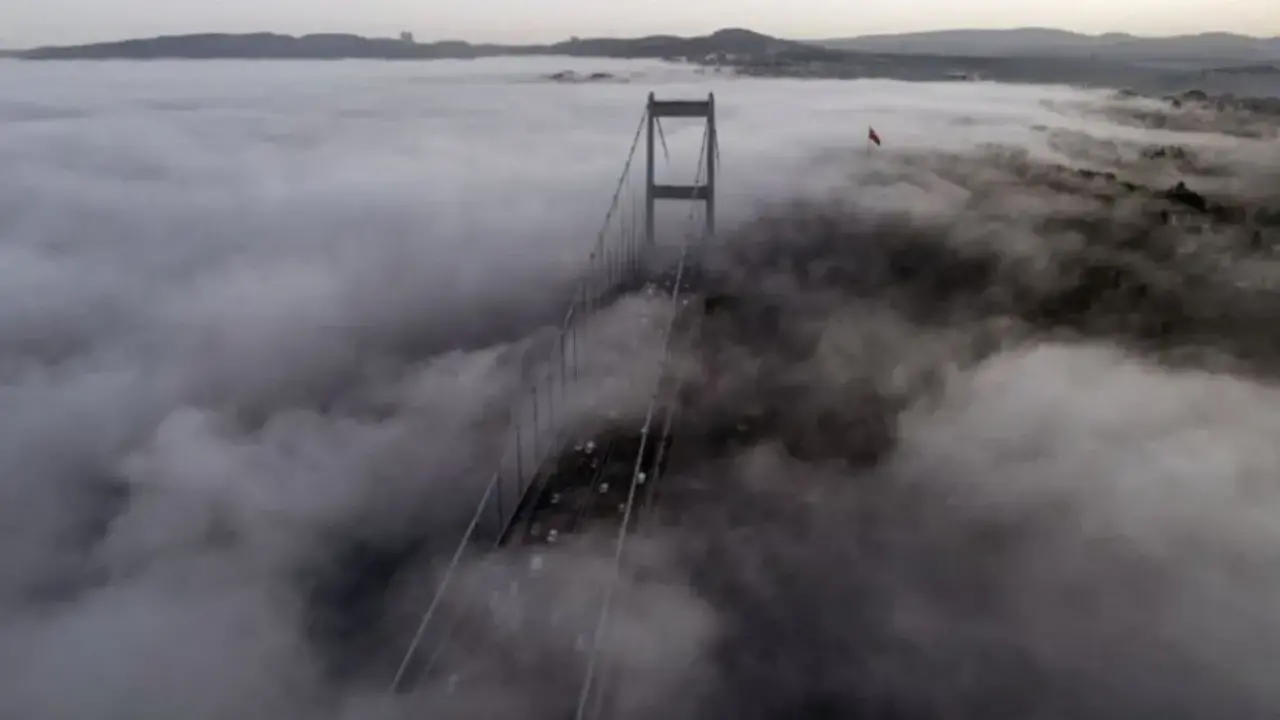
[[645, 92, 717, 246]]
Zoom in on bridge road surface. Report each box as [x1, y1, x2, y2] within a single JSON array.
[[410, 269, 699, 718]]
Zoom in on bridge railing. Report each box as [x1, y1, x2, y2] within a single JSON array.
[[387, 100, 658, 694], [482, 106, 653, 538], [481, 93, 719, 552], [389, 94, 719, 699], [482, 92, 719, 552]]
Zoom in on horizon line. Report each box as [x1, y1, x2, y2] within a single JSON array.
[[8, 25, 1279, 51]]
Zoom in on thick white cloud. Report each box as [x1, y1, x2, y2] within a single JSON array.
[[0, 57, 1278, 719]]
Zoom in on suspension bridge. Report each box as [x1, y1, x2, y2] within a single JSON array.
[[386, 92, 720, 718]]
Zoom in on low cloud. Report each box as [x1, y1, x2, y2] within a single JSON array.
[[0, 57, 1278, 719]]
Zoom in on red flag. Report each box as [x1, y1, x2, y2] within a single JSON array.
[[868, 127, 882, 146]]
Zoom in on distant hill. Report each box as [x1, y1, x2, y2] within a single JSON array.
[[814, 29, 1280, 63], [17, 27, 1280, 98], [26, 27, 1277, 66], [550, 28, 837, 60], [22, 33, 502, 60], [20, 28, 839, 62]]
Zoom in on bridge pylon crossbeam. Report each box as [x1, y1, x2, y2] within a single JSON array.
[[645, 92, 717, 248]]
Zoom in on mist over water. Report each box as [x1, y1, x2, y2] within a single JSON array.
[[1, 57, 1279, 719]]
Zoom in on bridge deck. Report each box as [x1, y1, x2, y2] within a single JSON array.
[[502, 429, 671, 550], [504, 267, 699, 551], [390, 92, 718, 714]]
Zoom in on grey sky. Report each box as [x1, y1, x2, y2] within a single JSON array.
[[4, 0, 1278, 48]]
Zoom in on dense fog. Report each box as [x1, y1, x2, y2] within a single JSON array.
[[1, 57, 1277, 719]]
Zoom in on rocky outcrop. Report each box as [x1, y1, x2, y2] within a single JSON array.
[[545, 70, 619, 83], [1164, 88, 1280, 116], [1140, 144, 1192, 161]]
